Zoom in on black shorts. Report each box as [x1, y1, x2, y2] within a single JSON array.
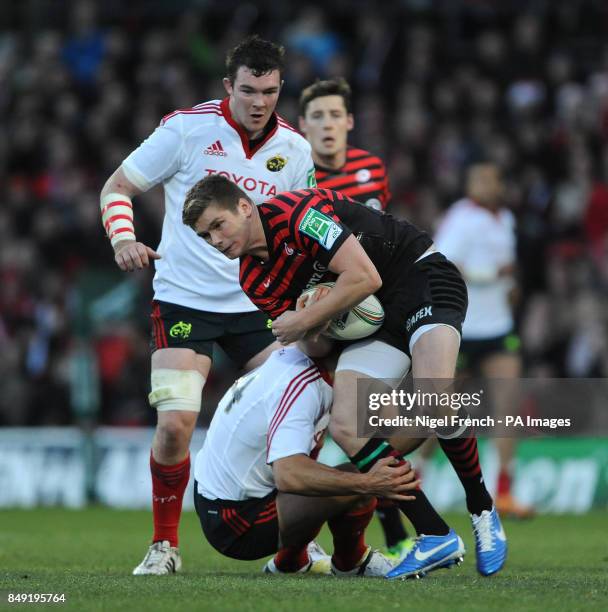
[[374, 252, 468, 357], [194, 484, 279, 561], [150, 301, 274, 368], [458, 332, 521, 372]]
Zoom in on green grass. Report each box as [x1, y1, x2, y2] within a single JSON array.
[[0, 509, 607, 611]]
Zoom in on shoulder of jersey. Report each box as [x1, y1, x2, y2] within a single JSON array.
[[160, 100, 223, 126], [276, 115, 312, 152], [451, 197, 472, 212], [439, 198, 474, 227], [346, 147, 385, 167], [273, 346, 316, 371], [502, 207, 516, 225]]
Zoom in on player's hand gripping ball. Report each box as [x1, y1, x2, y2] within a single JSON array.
[[298, 282, 384, 341]]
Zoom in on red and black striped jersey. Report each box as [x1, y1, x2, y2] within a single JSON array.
[[239, 188, 432, 318], [314, 147, 391, 211]]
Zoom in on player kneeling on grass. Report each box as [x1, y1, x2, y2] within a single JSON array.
[[193, 344, 417, 576]]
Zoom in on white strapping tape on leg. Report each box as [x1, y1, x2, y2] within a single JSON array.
[[336, 339, 411, 381], [149, 369, 205, 413]]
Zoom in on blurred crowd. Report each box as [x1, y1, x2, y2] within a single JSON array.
[[2, 0, 608, 426]]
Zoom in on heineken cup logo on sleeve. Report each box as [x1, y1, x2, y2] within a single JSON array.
[[298, 209, 343, 250]]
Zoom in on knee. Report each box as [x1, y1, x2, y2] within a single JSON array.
[[156, 414, 194, 450]]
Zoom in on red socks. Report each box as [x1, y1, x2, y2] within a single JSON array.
[[274, 524, 322, 572], [150, 452, 190, 547], [329, 499, 377, 571], [274, 545, 312, 572], [497, 469, 512, 497]]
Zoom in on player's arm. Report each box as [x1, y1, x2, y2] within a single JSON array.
[[100, 167, 161, 272], [272, 234, 381, 344], [302, 234, 381, 328], [100, 114, 184, 271], [272, 454, 418, 500], [268, 382, 417, 499]]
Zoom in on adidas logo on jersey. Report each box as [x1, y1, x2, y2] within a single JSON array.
[[204, 140, 227, 156]]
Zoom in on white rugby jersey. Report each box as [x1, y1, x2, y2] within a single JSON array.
[[434, 198, 516, 339], [194, 347, 332, 501], [122, 98, 315, 312]]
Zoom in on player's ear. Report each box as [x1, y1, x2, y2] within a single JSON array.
[[239, 197, 253, 217], [223, 77, 233, 96], [298, 116, 308, 134], [347, 113, 354, 132]]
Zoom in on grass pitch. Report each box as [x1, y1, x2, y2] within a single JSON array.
[[0, 508, 606, 611]]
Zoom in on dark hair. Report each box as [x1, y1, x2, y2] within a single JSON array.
[[299, 77, 352, 116], [225, 35, 285, 83], [182, 175, 250, 229]]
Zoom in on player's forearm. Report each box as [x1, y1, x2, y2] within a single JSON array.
[[299, 268, 381, 330], [273, 455, 368, 496], [100, 167, 146, 251]]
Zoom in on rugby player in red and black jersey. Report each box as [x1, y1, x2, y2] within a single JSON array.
[[299, 77, 409, 557], [299, 78, 390, 212], [183, 176, 508, 578]]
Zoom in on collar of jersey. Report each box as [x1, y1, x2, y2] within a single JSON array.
[[220, 97, 279, 160], [314, 145, 359, 174]]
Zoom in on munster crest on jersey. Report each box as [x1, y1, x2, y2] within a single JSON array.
[[266, 155, 287, 172]]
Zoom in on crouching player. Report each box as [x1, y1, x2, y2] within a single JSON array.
[[193, 345, 420, 576]]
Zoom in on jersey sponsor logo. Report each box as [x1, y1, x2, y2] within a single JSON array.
[[284, 242, 294, 256], [305, 261, 328, 289], [356, 168, 371, 183], [406, 306, 433, 332], [169, 321, 193, 339], [299, 209, 343, 250], [204, 140, 227, 157], [266, 155, 287, 172], [307, 167, 317, 187], [204, 169, 277, 196], [263, 278, 271, 288]]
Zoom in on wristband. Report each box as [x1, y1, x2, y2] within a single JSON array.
[[100, 192, 136, 247]]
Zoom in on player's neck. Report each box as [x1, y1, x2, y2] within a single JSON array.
[[314, 149, 346, 171]]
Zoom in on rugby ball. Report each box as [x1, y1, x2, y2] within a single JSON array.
[[299, 282, 384, 341]]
